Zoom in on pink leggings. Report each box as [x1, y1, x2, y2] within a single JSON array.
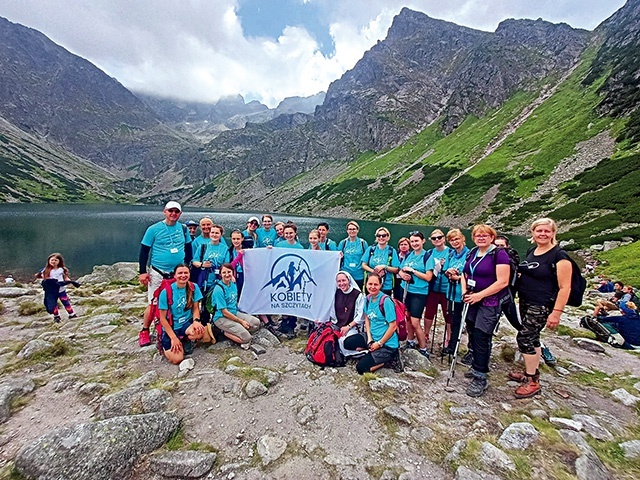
[[53, 292, 74, 316]]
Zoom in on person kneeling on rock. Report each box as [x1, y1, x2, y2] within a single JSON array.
[[158, 264, 205, 364], [207, 263, 261, 350]]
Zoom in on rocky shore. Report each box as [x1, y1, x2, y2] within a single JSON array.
[[0, 262, 639, 480]]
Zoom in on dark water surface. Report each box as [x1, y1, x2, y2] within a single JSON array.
[[0, 204, 530, 281]]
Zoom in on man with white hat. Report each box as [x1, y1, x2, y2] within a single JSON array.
[[137, 201, 193, 346]]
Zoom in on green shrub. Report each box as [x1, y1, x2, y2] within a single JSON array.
[[18, 301, 45, 316]]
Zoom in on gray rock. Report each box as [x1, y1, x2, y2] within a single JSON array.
[[529, 409, 548, 420], [149, 450, 217, 478], [619, 440, 640, 459], [250, 344, 266, 355], [128, 371, 159, 388], [77, 262, 138, 284], [89, 313, 121, 328], [450, 406, 479, 417], [92, 325, 118, 335], [555, 366, 570, 376], [17, 339, 53, 359], [0, 378, 36, 423], [250, 368, 280, 387], [445, 439, 467, 463], [575, 450, 612, 480], [78, 382, 110, 396], [245, 380, 267, 398], [99, 387, 144, 419], [179, 358, 195, 372], [15, 412, 179, 480], [296, 405, 314, 425], [0, 287, 35, 298], [252, 328, 280, 347], [480, 442, 516, 472], [256, 435, 287, 465], [610, 388, 640, 406], [51, 376, 80, 393], [455, 466, 502, 480], [225, 364, 242, 375], [550, 417, 583, 431], [140, 389, 172, 413], [559, 429, 591, 453], [324, 454, 357, 466], [383, 405, 412, 424], [572, 414, 614, 441], [402, 348, 431, 370], [369, 377, 412, 394], [571, 337, 606, 353], [498, 422, 538, 450], [410, 426, 434, 442]]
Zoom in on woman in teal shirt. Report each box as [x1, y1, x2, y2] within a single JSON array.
[[360, 227, 399, 295], [338, 220, 368, 288]]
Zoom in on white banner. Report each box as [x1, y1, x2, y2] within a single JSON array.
[[238, 248, 341, 321]]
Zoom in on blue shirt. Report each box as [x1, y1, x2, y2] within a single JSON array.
[[158, 282, 203, 330], [365, 293, 399, 349], [276, 241, 304, 249], [338, 237, 368, 281], [318, 238, 338, 251], [211, 281, 238, 321], [425, 247, 451, 294], [400, 250, 430, 295], [192, 235, 227, 254], [195, 242, 229, 284], [141, 221, 191, 273], [361, 245, 400, 291], [443, 246, 470, 303], [256, 227, 278, 248]]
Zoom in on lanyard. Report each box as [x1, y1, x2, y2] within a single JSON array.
[[468, 246, 494, 278]]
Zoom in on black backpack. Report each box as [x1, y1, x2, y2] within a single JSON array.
[[552, 247, 586, 307]]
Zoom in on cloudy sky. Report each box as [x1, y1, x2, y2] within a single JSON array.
[[0, 0, 626, 107]]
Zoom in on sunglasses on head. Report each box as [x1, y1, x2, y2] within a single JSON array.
[[409, 230, 421, 236], [430, 235, 444, 241]]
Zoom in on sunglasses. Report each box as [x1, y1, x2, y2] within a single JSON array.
[[430, 235, 444, 241], [376, 233, 388, 238], [167, 209, 181, 214], [409, 230, 421, 236]]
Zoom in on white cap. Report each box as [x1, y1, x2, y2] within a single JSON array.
[[164, 201, 182, 211], [248, 216, 260, 224]]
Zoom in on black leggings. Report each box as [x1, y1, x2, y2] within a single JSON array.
[[344, 333, 396, 374]]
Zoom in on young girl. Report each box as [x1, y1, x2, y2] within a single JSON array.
[[308, 229, 321, 250], [39, 253, 77, 323]]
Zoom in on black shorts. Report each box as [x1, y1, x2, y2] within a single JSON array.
[[405, 292, 428, 318]]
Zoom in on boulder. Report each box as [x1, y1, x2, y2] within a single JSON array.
[[571, 338, 606, 353], [149, 450, 217, 478], [17, 339, 53, 359], [610, 388, 640, 406], [383, 405, 412, 424], [15, 412, 180, 480], [245, 380, 267, 398], [402, 349, 431, 371], [619, 440, 640, 459], [0, 287, 36, 298], [369, 377, 413, 395], [256, 435, 287, 465], [498, 422, 539, 450], [480, 442, 516, 472], [572, 414, 614, 441], [0, 378, 36, 423], [99, 387, 172, 419], [77, 262, 138, 284]]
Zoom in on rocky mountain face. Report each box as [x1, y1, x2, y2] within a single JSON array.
[[196, 8, 591, 191], [0, 16, 205, 185]]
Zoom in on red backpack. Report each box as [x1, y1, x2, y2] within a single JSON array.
[[150, 278, 195, 354], [368, 294, 408, 341], [305, 324, 345, 367]]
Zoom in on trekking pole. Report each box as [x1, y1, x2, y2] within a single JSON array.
[[445, 301, 470, 391], [441, 281, 456, 363]]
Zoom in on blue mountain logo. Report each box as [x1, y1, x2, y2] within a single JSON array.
[[262, 254, 317, 293]]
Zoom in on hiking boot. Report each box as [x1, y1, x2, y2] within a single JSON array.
[[418, 348, 430, 359], [441, 345, 454, 356], [514, 370, 541, 399], [508, 370, 527, 382], [68, 313, 78, 319], [387, 350, 404, 373], [460, 350, 473, 366], [464, 368, 478, 379], [541, 346, 557, 366], [401, 340, 417, 351], [466, 376, 489, 397], [53, 315, 61, 323], [138, 329, 151, 347]]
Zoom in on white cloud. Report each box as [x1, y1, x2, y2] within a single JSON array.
[[0, 0, 627, 107]]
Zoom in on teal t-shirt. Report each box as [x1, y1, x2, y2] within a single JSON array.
[[338, 237, 368, 281], [360, 245, 400, 291], [443, 246, 469, 303], [426, 247, 451, 294], [256, 227, 278, 247], [141, 221, 191, 273], [365, 293, 399, 349], [318, 238, 338, 251], [212, 281, 238, 321], [196, 242, 229, 284], [276, 241, 304, 249], [158, 282, 203, 330], [400, 250, 430, 295]]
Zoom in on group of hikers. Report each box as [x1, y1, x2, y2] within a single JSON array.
[[128, 201, 606, 399]]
